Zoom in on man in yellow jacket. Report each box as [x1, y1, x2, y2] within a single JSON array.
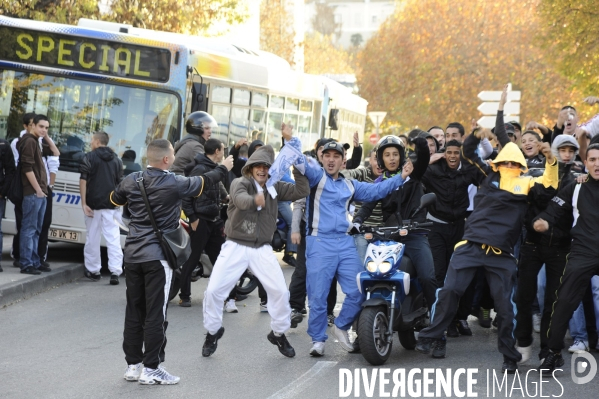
[[414, 85, 558, 374]]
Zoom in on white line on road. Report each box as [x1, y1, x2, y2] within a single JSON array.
[[266, 361, 338, 399]]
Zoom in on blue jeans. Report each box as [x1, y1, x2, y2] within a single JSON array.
[[0, 198, 4, 261], [277, 201, 297, 253], [20, 194, 47, 268], [400, 234, 438, 311], [353, 234, 368, 264], [569, 302, 588, 341]]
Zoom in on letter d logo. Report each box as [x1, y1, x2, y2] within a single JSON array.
[[571, 351, 597, 384]]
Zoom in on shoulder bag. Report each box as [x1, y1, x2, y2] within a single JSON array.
[[136, 173, 191, 270]]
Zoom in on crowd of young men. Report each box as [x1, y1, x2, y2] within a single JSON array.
[[10, 88, 599, 385]]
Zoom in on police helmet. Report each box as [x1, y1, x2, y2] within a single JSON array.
[[185, 111, 218, 136]]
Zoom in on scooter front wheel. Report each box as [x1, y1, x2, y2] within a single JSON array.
[[358, 306, 392, 365]]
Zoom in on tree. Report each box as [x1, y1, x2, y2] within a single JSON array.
[[356, 0, 589, 132], [304, 32, 354, 75], [538, 0, 599, 95], [311, 2, 341, 39], [259, 0, 296, 66], [0, 0, 249, 35], [0, 0, 101, 24]]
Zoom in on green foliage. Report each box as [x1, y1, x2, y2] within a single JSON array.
[[538, 0, 599, 95], [0, 0, 101, 24]]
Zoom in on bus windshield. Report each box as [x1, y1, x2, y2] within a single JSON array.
[[0, 70, 180, 174]]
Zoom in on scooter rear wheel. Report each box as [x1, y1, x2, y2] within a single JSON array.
[[397, 329, 417, 350], [358, 306, 392, 365]]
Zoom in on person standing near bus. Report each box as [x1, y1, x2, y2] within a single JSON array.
[[0, 135, 16, 273], [79, 131, 124, 285], [111, 139, 228, 385], [17, 114, 50, 275], [171, 111, 217, 175]]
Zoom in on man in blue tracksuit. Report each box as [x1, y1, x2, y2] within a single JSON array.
[[303, 141, 413, 356]]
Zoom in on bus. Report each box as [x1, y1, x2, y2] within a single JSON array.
[[0, 16, 368, 246]]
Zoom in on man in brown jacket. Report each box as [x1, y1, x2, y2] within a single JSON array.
[[202, 142, 309, 359], [18, 114, 49, 275]]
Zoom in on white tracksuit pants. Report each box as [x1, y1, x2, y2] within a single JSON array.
[[203, 240, 291, 335], [84, 208, 123, 275]]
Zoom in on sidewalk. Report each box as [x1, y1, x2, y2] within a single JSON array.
[[0, 235, 85, 308]]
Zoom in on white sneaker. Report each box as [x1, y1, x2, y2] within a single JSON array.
[[532, 313, 541, 333], [225, 299, 238, 313], [568, 340, 589, 353], [124, 363, 143, 381], [516, 344, 531, 364], [310, 341, 325, 357], [331, 324, 353, 352], [138, 366, 180, 385], [260, 301, 268, 313]]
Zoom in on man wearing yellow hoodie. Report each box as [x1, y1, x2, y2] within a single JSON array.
[[415, 85, 558, 374]]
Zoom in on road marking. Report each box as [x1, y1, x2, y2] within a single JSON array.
[[266, 361, 337, 399]]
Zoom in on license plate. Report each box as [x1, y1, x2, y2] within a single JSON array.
[[49, 228, 79, 242]]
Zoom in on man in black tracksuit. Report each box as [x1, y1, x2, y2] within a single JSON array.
[[415, 95, 558, 374], [532, 143, 599, 371], [110, 139, 230, 385], [421, 139, 486, 334], [180, 139, 233, 307], [514, 135, 578, 365]]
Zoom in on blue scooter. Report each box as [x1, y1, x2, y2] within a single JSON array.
[[355, 193, 436, 365]]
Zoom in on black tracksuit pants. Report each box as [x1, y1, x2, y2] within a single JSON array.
[[515, 242, 568, 348], [289, 231, 337, 315], [428, 219, 473, 320], [179, 219, 226, 301], [123, 260, 172, 369], [12, 199, 22, 260], [548, 246, 599, 351], [419, 241, 522, 362]]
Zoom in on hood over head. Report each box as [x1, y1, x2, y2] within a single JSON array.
[[242, 145, 275, 178], [551, 135, 579, 164], [417, 131, 440, 151], [248, 140, 265, 158], [491, 142, 528, 172]]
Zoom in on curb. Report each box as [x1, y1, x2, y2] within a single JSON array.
[[0, 263, 84, 308]]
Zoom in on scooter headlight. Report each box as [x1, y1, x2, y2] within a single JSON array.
[[366, 261, 378, 273], [378, 261, 392, 274]]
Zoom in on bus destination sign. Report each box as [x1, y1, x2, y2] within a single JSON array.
[[0, 26, 171, 82]]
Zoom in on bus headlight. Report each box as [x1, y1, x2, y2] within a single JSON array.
[[366, 261, 378, 273]]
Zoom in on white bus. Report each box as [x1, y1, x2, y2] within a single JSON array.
[[0, 16, 368, 246]]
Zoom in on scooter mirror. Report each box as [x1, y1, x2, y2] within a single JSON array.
[[419, 193, 436, 209]]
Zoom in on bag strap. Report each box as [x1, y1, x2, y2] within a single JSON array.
[[135, 172, 163, 239]]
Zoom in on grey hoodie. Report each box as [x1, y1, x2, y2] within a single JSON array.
[[171, 134, 206, 175], [225, 145, 309, 248]]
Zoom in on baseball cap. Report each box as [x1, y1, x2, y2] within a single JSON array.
[[321, 141, 345, 156]]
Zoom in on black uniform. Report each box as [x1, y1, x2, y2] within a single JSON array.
[[111, 166, 224, 369], [534, 177, 599, 352]]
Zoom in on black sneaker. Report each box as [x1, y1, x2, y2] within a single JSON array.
[[282, 254, 297, 267], [13, 260, 22, 268], [300, 307, 307, 315], [84, 269, 101, 281], [538, 347, 550, 365], [110, 274, 119, 285], [38, 264, 52, 272], [290, 309, 303, 328], [0, 264, 3, 272], [539, 351, 564, 373], [446, 321, 459, 337], [416, 337, 435, 354], [478, 308, 492, 328], [457, 320, 472, 336], [267, 331, 296, 357], [432, 337, 447, 358], [202, 327, 225, 357], [40, 260, 51, 268], [179, 298, 191, 307], [502, 356, 518, 374], [21, 266, 41, 275]]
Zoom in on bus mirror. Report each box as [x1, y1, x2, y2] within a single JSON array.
[[192, 83, 207, 112]]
